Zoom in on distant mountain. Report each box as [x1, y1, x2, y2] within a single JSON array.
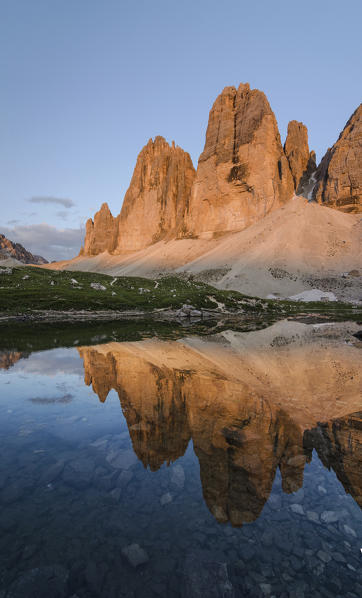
[[0, 233, 48, 265]]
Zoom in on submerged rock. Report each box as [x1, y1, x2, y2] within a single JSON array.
[[4, 565, 69, 598], [121, 543, 149, 568], [182, 553, 235, 598]]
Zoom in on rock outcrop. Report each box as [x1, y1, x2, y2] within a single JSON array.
[[81, 137, 196, 256], [284, 120, 316, 194], [79, 88, 361, 258], [81, 203, 117, 256], [114, 137, 196, 252], [0, 234, 48, 264], [183, 83, 294, 238], [313, 104, 362, 212]]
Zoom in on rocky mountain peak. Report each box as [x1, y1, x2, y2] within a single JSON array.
[[313, 104, 362, 212], [114, 136, 196, 252], [184, 82, 294, 237], [0, 233, 48, 265], [82, 202, 117, 256], [82, 137, 196, 256], [79, 86, 361, 259], [284, 120, 316, 194]]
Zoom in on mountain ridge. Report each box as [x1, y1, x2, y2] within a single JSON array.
[[0, 233, 48, 265]]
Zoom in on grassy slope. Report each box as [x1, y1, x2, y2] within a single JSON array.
[[0, 266, 270, 313], [0, 265, 360, 319]]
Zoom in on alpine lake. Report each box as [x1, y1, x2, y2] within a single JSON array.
[[0, 316, 361, 598]]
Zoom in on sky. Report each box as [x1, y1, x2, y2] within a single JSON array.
[[0, 0, 361, 260]]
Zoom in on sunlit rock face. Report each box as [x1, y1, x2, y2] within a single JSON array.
[[284, 120, 316, 194], [81, 203, 118, 256], [313, 104, 362, 213], [184, 83, 294, 238], [81, 137, 196, 256], [78, 322, 362, 526], [81, 84, 295, 255], [115, 137, 196, 251]]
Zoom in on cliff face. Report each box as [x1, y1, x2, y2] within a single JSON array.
[[81, 83, 294, 255], [114, 137, 196, 252], [183, 83, 294, 238], [78, 342, 307, 525], [81, 203, 118, 256], [313, 104, 362, 212], [0, 234, 48, 264], [81, 137, 196, 256], [284, 120, 316, 194], [80, 87, 361, 256]]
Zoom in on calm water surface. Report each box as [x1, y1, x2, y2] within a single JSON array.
[[0, 321, 361, 597]]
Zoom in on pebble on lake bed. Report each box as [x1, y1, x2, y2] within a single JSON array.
[[121, 543, 149, 568], [160, 492, 173, 506]]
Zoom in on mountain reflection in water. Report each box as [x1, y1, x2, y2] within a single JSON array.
[[1, 320, 362, 598], [77, 321, 362, 525]]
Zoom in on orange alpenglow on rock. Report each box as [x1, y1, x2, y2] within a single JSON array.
[[82, 203, 117, 256], [284, 120, 316, 194], [183, 83, 294, 238], [81, 137, 196, 256], [313, 104, 362, 213], [114, 136, 196, 252]]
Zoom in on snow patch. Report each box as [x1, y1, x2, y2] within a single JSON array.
[[289, 289, 337, 302]]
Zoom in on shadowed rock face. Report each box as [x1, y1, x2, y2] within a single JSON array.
[[184, 83, 294, 238], [313, 104, 362, 213], [284, 120, 316, 194], [78, 327, 361, 526]]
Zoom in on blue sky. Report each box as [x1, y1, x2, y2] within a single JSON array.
[[0, 0, 361, 259]]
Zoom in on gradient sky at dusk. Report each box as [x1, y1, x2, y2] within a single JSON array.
[[1, 0, 361, 259]]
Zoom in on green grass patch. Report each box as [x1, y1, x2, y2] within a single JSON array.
[[0, 265, 360, 321]]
